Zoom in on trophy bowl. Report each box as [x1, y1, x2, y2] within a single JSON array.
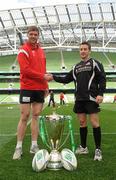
[[44, 113, 65, 170]]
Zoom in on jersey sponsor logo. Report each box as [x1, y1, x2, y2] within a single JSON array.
[[76, 66, 92, 73], [22, 96, 30, 102]]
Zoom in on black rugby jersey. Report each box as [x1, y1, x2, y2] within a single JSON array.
[[53, 58, 106, 101]]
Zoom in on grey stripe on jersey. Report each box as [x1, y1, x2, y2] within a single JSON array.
[[88, 59, 96, 90], [95, 61, 101, 71], [72, 65, 78, 92]]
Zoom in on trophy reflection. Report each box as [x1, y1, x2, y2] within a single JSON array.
[[44, 113, 65, 170]]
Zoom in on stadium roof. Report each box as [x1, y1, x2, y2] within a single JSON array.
[[0, 2, 116, 54]]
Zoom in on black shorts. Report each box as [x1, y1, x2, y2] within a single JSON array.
[[73, 101, 100, 114], [20, 90, 45, 104]]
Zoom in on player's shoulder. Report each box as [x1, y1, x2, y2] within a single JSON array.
[[90, 58, 102, 66], [74, 61, 82, 67], [18, 42, 28, 51], [18, 43, 30, 57]]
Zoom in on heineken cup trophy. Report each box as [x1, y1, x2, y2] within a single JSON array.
[[42, 113, 65, 170]]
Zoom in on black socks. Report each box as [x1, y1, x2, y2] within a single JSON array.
[[93, 127, 101, 149], [80, 127, 87, 148]]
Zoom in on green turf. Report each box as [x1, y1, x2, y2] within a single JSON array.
[[0, 51, 116, 93], [46, 51, 116, 71], [0, 103, 116, 179], [0, 81, 116, 89], [0, 55, 17, 71], [0, 51, 116, 179], [0, 51, 116, 72], [0, 51, 116, 92]]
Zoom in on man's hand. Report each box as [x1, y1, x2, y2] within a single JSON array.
[[44, 89, 49, 98], [44, 74, 53, 81], [96, 95, 103, 104]]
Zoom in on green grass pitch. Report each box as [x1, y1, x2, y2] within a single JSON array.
[[0, 102, 116, 180], [0, 50, 116, 179]]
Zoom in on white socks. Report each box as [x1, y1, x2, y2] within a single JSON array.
[[16, 141, 38, 149], [16, 141, 22, 149], [31, 141, 38, 147]]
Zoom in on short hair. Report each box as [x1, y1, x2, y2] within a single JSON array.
[[27, 26, 39, 34], [80, 41, 91, 51]]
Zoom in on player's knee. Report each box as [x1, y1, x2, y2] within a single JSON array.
[[91, 120, 99, 128], [80, 120, 86, 127], [21, 112, 30, 121], [92, 123, 99, 128], [32, 112, 40, 120]]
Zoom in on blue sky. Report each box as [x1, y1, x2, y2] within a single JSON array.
[[0, 0, 114, 10]]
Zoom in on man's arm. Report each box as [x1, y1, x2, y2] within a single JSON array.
[[44, 70, 74, 84], [53, 70, 74, 84], [95, 61, 106, 103]]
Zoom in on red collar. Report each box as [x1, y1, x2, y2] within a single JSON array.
[[26, 41, 39, 50]]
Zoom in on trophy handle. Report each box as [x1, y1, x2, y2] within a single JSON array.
[[68, 116, 76, 152], [50, 139, 54, 149], [56, 116, 76, 152], [39, 116, 52, 149], [56, 139, 59, 149]]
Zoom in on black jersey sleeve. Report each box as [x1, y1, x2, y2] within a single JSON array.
[[95, 61, 106, 96], [53, 70, 74, 84]]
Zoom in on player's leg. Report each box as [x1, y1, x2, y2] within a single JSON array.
[[52, 98, 55, 107], [74, 101, 88, 154], [48, 98, 51, 106], [60, 99, 61, 105], [30, 102, 43, 153], [17, 104, 31, 141], [13, 103, 31, 159], [30, 90, 45, 154], [75, 113, 89, 154], [90, 113, 102, 161], [87, 101, 102, 161], [63, 100, 65, 105]]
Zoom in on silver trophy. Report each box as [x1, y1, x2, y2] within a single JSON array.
[[39, 113, 76, 170], [41, 113, 65, 170]]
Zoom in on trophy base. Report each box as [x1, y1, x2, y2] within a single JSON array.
[[47, 150, 63, 170], [47, 161, 63, 170]]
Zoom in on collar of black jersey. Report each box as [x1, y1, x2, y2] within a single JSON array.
[[81, 58, 92, 62]]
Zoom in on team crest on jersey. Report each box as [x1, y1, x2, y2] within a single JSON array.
[[22, 96, 30, 102]]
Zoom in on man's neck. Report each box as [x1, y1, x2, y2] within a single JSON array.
[[81, 57, 90, 62], [27, 41, 39, 49]]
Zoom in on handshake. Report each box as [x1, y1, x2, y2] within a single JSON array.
[[44, 73, 53, 82]]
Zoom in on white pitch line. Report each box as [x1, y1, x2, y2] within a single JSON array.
[[0, 133, 31, 137], [1, 132, 116, 137], [73, 132, 116, 135], [0, 95, 9, 103]]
